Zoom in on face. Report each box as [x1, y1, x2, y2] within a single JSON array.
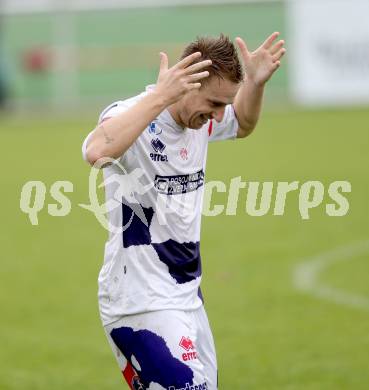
[[177, 76, 240, 129]]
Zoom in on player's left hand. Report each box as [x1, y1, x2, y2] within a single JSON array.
[[235, 32, 286, 86]]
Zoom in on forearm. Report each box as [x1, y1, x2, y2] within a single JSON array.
[[86, 91, 167, 165], [233, 77, 265, 138]]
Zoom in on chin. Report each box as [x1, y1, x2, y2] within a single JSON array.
[[192, 123, 203, 130], [188, 118, 204, 130]]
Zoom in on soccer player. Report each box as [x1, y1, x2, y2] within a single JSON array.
[[82, 33, 285, 390]]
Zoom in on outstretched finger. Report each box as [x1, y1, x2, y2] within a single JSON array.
[[187, 71, 210, 82], [235, 37, 250, 61], [272, 48, 286, 62], [270, 39, 285, 55], [184, 59, 212, 75], [262, 32, 280, 50], [174, 51, 202, 70], [159, 52, 169, 73]]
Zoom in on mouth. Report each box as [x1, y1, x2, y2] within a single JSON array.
[[197, 114, 210, 126], [189, 114, 210, 129]]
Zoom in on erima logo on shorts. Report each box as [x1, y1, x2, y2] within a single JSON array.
[[168, 382, 208, 390], [179, 336, 195, 351], [179, 336, 197, 362]]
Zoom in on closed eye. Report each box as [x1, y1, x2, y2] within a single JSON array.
[[210, 101, 226, 108]]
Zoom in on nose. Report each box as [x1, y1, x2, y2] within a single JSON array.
[[211, 106, 225, 123]]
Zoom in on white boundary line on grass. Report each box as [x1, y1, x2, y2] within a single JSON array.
[[293, 239, 369, 312]]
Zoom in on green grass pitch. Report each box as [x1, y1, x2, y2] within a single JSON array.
[[0, 107, 368, 389]]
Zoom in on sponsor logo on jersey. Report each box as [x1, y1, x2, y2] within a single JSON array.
[[148, 121, 163, 136], [150, 153, 168, 162], [154, 169, 204, 195], [151, 138, 166, 153], [168, 382, 208, 390], [150, 138, 168, 162], [180, 147, 188, 160]]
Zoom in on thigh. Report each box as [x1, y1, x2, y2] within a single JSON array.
[[104, 309, 211, 390]]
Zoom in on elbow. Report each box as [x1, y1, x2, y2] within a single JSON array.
[[237, 123, 256, 139], [85, 143, 109, 167], [85, 142, 124, 168], [85, 147, 100, 166]]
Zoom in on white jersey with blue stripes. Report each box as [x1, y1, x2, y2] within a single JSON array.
[[82, 85, 239, 326]]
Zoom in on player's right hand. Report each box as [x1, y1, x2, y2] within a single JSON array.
[[155, 52, 212, 106]]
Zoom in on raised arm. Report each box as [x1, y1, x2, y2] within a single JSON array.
[[233, 32, 286, 138], [85, 52, 212, 166]]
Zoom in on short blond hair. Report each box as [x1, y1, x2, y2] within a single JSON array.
[[181, 34, 243, 84]]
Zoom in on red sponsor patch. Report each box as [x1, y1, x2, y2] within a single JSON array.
[[179, 336, 195, 351]]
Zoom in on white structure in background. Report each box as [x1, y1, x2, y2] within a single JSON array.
[[0, 0, 277, 13], [0, 0, 278, 110], [287, 0, 369, 106]]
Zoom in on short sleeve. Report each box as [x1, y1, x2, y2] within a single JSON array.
[[81, 131, 94, 161], [208, 104, 239, 142], [81, 100, 128, 162], [97, 101, 126, 124]]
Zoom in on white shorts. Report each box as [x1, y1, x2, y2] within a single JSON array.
[[103, 305, 217, 390]]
